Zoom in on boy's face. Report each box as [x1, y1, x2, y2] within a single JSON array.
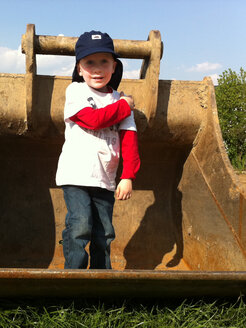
[[77, 53, 117, 92]]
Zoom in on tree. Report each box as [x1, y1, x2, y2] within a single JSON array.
[[215, 67, 246, 170]]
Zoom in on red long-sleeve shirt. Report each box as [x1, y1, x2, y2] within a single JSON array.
[[69, 100, 140, 179]]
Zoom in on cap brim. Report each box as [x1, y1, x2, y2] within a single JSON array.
[[76, 48, 119, 62]]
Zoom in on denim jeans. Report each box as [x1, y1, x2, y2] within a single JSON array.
[[62, 185, 115, 269]]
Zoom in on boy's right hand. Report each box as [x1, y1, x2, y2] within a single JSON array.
[[120, 91, 135, 110]]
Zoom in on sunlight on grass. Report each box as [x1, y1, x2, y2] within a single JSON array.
[[0, 297, 246, 327]]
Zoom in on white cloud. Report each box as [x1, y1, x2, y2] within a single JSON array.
[[123, 69, 140, 79], [36, 54, 74, 75], [0, 45, 25, 73], [187, 62, 222, 72], [209, 73, 219, 85], [0, 45, 75, 76], [121, 59, 130, 68], [121, 59, 141, 79]]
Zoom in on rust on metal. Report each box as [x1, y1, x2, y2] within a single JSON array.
[[24, 24, 36, 131], [0, 24, 246, 298], [21, 25, 163, 124], [191, 151, 246, 259], [22, 33, 163, 60], [1, 269, 246, 298]]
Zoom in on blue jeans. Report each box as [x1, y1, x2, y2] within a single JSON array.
[[62, 185, 115, 269]]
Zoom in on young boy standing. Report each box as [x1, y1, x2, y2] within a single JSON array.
[[56, 31, 140, 269]]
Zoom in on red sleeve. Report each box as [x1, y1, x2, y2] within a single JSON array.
[[69, 99, 131, 130], [120, 130, 140, 180]]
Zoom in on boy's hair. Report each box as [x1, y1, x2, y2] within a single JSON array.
[[72, 31, 123, 90]]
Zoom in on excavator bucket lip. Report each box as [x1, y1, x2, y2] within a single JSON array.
[[0, 269, 246, 298]]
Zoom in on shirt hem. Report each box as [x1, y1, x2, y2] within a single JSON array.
[[56, 180, 116, 192]]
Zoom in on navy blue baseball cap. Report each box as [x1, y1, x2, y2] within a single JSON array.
[[72, 30, 123, 90]]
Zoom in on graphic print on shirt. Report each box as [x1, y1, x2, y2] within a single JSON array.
[[87, 97, 97, 109]]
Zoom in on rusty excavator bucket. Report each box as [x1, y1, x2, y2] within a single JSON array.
[[0, 24, 245, 298]]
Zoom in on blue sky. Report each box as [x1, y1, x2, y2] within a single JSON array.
[[0, 0, 245, 84]]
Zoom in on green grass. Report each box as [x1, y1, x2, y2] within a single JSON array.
[[0, 298, 246, 327]]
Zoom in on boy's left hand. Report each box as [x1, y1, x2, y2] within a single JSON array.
[[115, 179, 132, 200]]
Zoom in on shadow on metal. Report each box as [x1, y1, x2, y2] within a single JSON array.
[[0, 24, 245, 297]]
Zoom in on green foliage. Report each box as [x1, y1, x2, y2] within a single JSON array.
[[215, 67, 246, 170]]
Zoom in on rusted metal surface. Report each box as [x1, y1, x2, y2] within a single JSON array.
[[21, 24, 162, 125], [22, 34, 155, 59], [22, 27, 163, 59], [0, 25, 246, 297], [0, 77, 245, 273], [239, 173, 246, 187], [0, 269, 246, 298]]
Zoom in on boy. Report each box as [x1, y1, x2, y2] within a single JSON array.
[[56, 31, 140, 269]]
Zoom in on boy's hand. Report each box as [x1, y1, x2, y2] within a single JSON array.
[[120, 91, 135, 110], [115, 179, 132, 200]]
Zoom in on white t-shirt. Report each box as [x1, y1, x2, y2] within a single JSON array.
[[56, 82, 136, 191]]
